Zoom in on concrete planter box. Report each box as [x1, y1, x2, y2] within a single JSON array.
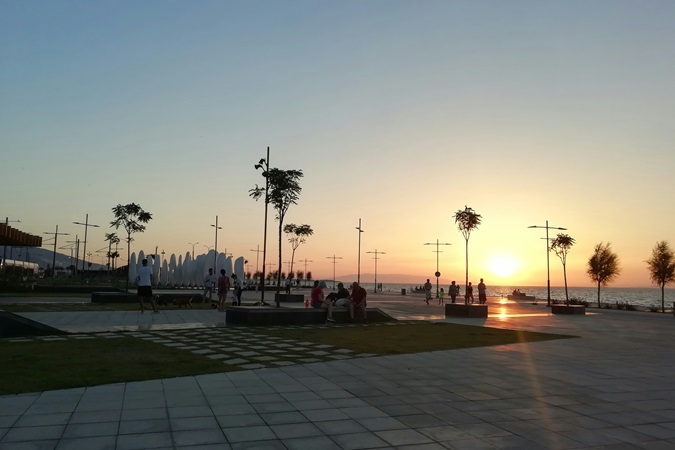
[[445, 303, 488, 318], [274, 293, 305, 303], [551, 305, 586, 315]]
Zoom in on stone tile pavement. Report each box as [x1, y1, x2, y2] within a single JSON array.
[[2, 294, 675, 449]]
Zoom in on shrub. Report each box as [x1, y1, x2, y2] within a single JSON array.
[[648, 305, 660, 312], [602, 302, 612, 309]]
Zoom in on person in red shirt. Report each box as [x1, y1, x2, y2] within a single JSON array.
[[311, 280, 335, 323], [349, 281, 367, 322]]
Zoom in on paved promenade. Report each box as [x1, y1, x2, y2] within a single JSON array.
[[2, 292, 675, 449]]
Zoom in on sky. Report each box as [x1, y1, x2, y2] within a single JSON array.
[[2, 0, 675, 288]]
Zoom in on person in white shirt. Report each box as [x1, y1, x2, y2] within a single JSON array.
[[231, 273, 243, 306], [203, 268, 218, 305], [136, 258, 157, 313]]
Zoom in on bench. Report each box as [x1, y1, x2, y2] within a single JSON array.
[[274, 293, 305, 303], [445, 303, 488, 318], [225, 306, 395, 326]]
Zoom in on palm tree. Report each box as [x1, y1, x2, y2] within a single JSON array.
[[104, 232, 120, 274], [284, 223, 313, 275], [587, 242, 621, 308], [550, 233, 575, 305], [110, 203, 152, 291], [250, 168, 303, 298], [453, 206, 482, 304], [646, 241, 675, 313]]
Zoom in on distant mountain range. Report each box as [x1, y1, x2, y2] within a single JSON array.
[[1, 246, 107, 271]]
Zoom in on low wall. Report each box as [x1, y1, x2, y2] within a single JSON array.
[[445, 303, 488, 318], [0, 311, 66, 337], [91, 292, 206, 304]]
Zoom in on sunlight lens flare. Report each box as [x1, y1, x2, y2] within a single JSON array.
[[486, 255, 522, 279]]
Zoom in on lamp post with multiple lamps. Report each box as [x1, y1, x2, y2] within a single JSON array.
[[355, 218, 364, 284], [250, 245, 263, 279], [528, 220, 567, 306], [254, 147, 271, 305], [73, 214, 99, 274], [326, 255, 343, 289], [365, 250, 385, 294], [423, 239, 452, 298], [44, 225, 69, 281], [188, 242, 199, 260], [211, 215, 222, 271]]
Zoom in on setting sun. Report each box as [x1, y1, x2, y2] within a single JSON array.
[[486, 255, 522, 279]]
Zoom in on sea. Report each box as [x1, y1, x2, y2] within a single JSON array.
[[356, 282, 675, 309]]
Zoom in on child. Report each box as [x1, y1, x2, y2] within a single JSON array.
[[438, 288, 445, 305]]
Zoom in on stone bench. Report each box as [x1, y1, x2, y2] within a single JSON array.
[[225, 306, 395, 326], [274, 293, 305, 303], [551, 305, 586, 315], [445, 303, 488, 318]]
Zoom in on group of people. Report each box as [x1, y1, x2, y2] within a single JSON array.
[[203, 268, 244, 311], [423, 278, 488, 305], [311, 280, 368, 323]]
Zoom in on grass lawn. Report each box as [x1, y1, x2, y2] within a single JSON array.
[[258, 322, 576, 355], [0, 336, 237, 395]]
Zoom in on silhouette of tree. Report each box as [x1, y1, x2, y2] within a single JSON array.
[[550, 233, 575, 305], [250, 168, 303, 294], [453, 206, 482, 304], [110, 203, 152, 291], [646, 241, 675, 313], [587, 242, 621, 308], [284, 223, 313, 275]]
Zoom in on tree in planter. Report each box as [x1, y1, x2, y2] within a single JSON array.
[[453, 206, 482, 304], [110, 203, 153, 291], [250, 168, 303, 296], [284, 223, 313, 275], [296, 270, 304, 286], [587, 242, 621, 308], [645, 241, 675, 313], [306, 271, 313, 286], [550, 233, 575, 305]]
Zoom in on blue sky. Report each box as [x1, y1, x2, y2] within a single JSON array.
[[2, 1, 675, 287]]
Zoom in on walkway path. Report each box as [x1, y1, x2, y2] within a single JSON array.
[[1, 293, 675, 449]]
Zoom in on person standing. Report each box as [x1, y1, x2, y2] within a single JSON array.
[[466, 281, 474, 304], [285, 274, 293, 294], [217, 269, 231, 312], [478, 278, 487, 304], [449, 281, 459, 304], [423, 278, 433, 304], [349, 281, 368, 322], [136, 258, 158, 313], [231, 273, 243, 306], [311, 280, 335, 323], [203, 268, 217, 306], [438, 288, 445, 305]]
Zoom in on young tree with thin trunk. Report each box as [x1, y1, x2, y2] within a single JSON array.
[[453, 206, 482, 305], [284, 223, 313, 275], [104, 232, 120, 274], [587, 242, 621, 308], [110, 203, 152, 291], [646, 241, 675, 313], [550, 233, 575, 305], [250, 168, 303, 294]]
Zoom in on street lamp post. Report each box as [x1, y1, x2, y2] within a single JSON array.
[[188, 242, 199, 260], [423, 239, 452, 298], [366, 250, 385, 293], [326, 255, 343, 289], [528, 220, 567, 306], [355, 218, 364, 284], [2, 217, 21, 264], [211, 215, 222, 271], [250, 245, 263, 279], [73, 214, 99, 273], [44, 225, 69, 281], [254, 147, 271, 306]]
